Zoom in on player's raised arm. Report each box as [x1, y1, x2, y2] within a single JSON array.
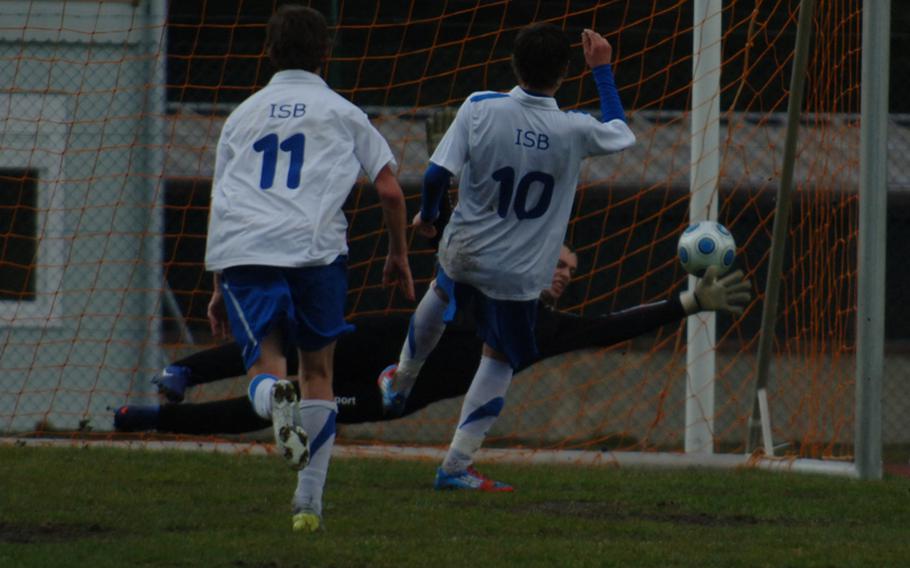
[[582, 28, 613, 70], [373, 164, 415, 301], [580, 28, 635, 155]]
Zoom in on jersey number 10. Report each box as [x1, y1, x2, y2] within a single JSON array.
[[252, 132, 305, 190], [491, 167, 555, 219]]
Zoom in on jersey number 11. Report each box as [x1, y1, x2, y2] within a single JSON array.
[[252, 132, 305, 190]]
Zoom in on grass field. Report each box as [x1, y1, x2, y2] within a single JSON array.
[[2, 444, 909, 568]]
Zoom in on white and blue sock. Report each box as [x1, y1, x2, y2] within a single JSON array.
[[441, 356, 513, 473], [247, 373, 278, 420], [391, 286, 447, 393], [292, 399, 338, 517]]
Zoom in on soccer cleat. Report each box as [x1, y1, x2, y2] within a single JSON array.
[[377, 364, 408, 417], [291, 509, 323, 533], [151, 365, 193, 403], [112, 405, 159, 432], [433, 466, 514, 492], [271, 380, 310, 470]]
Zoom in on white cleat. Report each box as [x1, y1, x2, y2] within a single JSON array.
[[271, 380, 310, 470]]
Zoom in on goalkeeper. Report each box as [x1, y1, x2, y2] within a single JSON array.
[[114, 249, 749, 433]]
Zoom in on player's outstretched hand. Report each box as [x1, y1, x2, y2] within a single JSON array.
[[384, 251, 416, 301], [207, 287, 228, 337], [582, 28, 613, 68], [691, 266, 752, 315], [412, 210, 438, 240], [426, 107, 457, 156]]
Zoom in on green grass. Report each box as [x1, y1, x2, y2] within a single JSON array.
[[2, 445, 909, 567]]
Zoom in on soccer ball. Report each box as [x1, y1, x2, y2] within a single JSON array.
[[677, 221, 736, 277]]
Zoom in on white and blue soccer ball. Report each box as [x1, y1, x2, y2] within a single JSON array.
[[677, 220, 736, 277]]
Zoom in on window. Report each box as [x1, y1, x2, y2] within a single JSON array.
[[0, 168, 38, 302], [0, 94, 66, 325]]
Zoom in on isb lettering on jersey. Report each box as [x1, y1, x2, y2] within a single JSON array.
[[514, 128, 550, 150], [269, 103, 307, 118]]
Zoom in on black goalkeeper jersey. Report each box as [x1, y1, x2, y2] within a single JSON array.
[[155, 296, 686, 433]]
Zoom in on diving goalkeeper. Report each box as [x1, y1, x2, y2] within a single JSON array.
[[114, 246, 749, 433]]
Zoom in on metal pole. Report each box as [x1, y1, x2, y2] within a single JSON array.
[[140, 0, 168, 389], [855, 0, 889, 481], [686, 0, 722, 454], [747, 0, 816, 453]]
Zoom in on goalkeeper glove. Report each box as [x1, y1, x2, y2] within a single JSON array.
[[679, 266, 752, 315]]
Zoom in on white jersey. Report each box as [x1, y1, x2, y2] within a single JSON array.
[[205, 70, 395, 271], [432, 86, 635, 300]]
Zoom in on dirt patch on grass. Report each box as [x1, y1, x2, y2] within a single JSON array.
[[0, 521, 110, 544], [511, 500, 623, 520], [510, 501, 772, 527]]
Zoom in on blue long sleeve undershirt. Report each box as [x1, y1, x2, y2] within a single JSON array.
[[592, 64, 625, 123], [420, 162, 452, 222]]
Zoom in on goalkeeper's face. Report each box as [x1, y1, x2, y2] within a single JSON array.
[[546, 246, 578, 301]]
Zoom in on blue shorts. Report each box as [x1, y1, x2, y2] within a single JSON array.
[[220, 258, 355, 370], [435, 266, 539, 371]]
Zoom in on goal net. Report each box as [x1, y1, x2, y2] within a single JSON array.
[[1, 1, 873, 470]]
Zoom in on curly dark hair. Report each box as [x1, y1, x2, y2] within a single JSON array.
[[266, 5, 330, 72], [510, 23, 571, 91]]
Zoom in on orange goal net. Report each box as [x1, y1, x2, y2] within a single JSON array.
[[1, 1, 870, 467]]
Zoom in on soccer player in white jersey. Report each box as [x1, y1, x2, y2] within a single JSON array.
[[378, 23, 635, 491], [205, 6, 415, 530]]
